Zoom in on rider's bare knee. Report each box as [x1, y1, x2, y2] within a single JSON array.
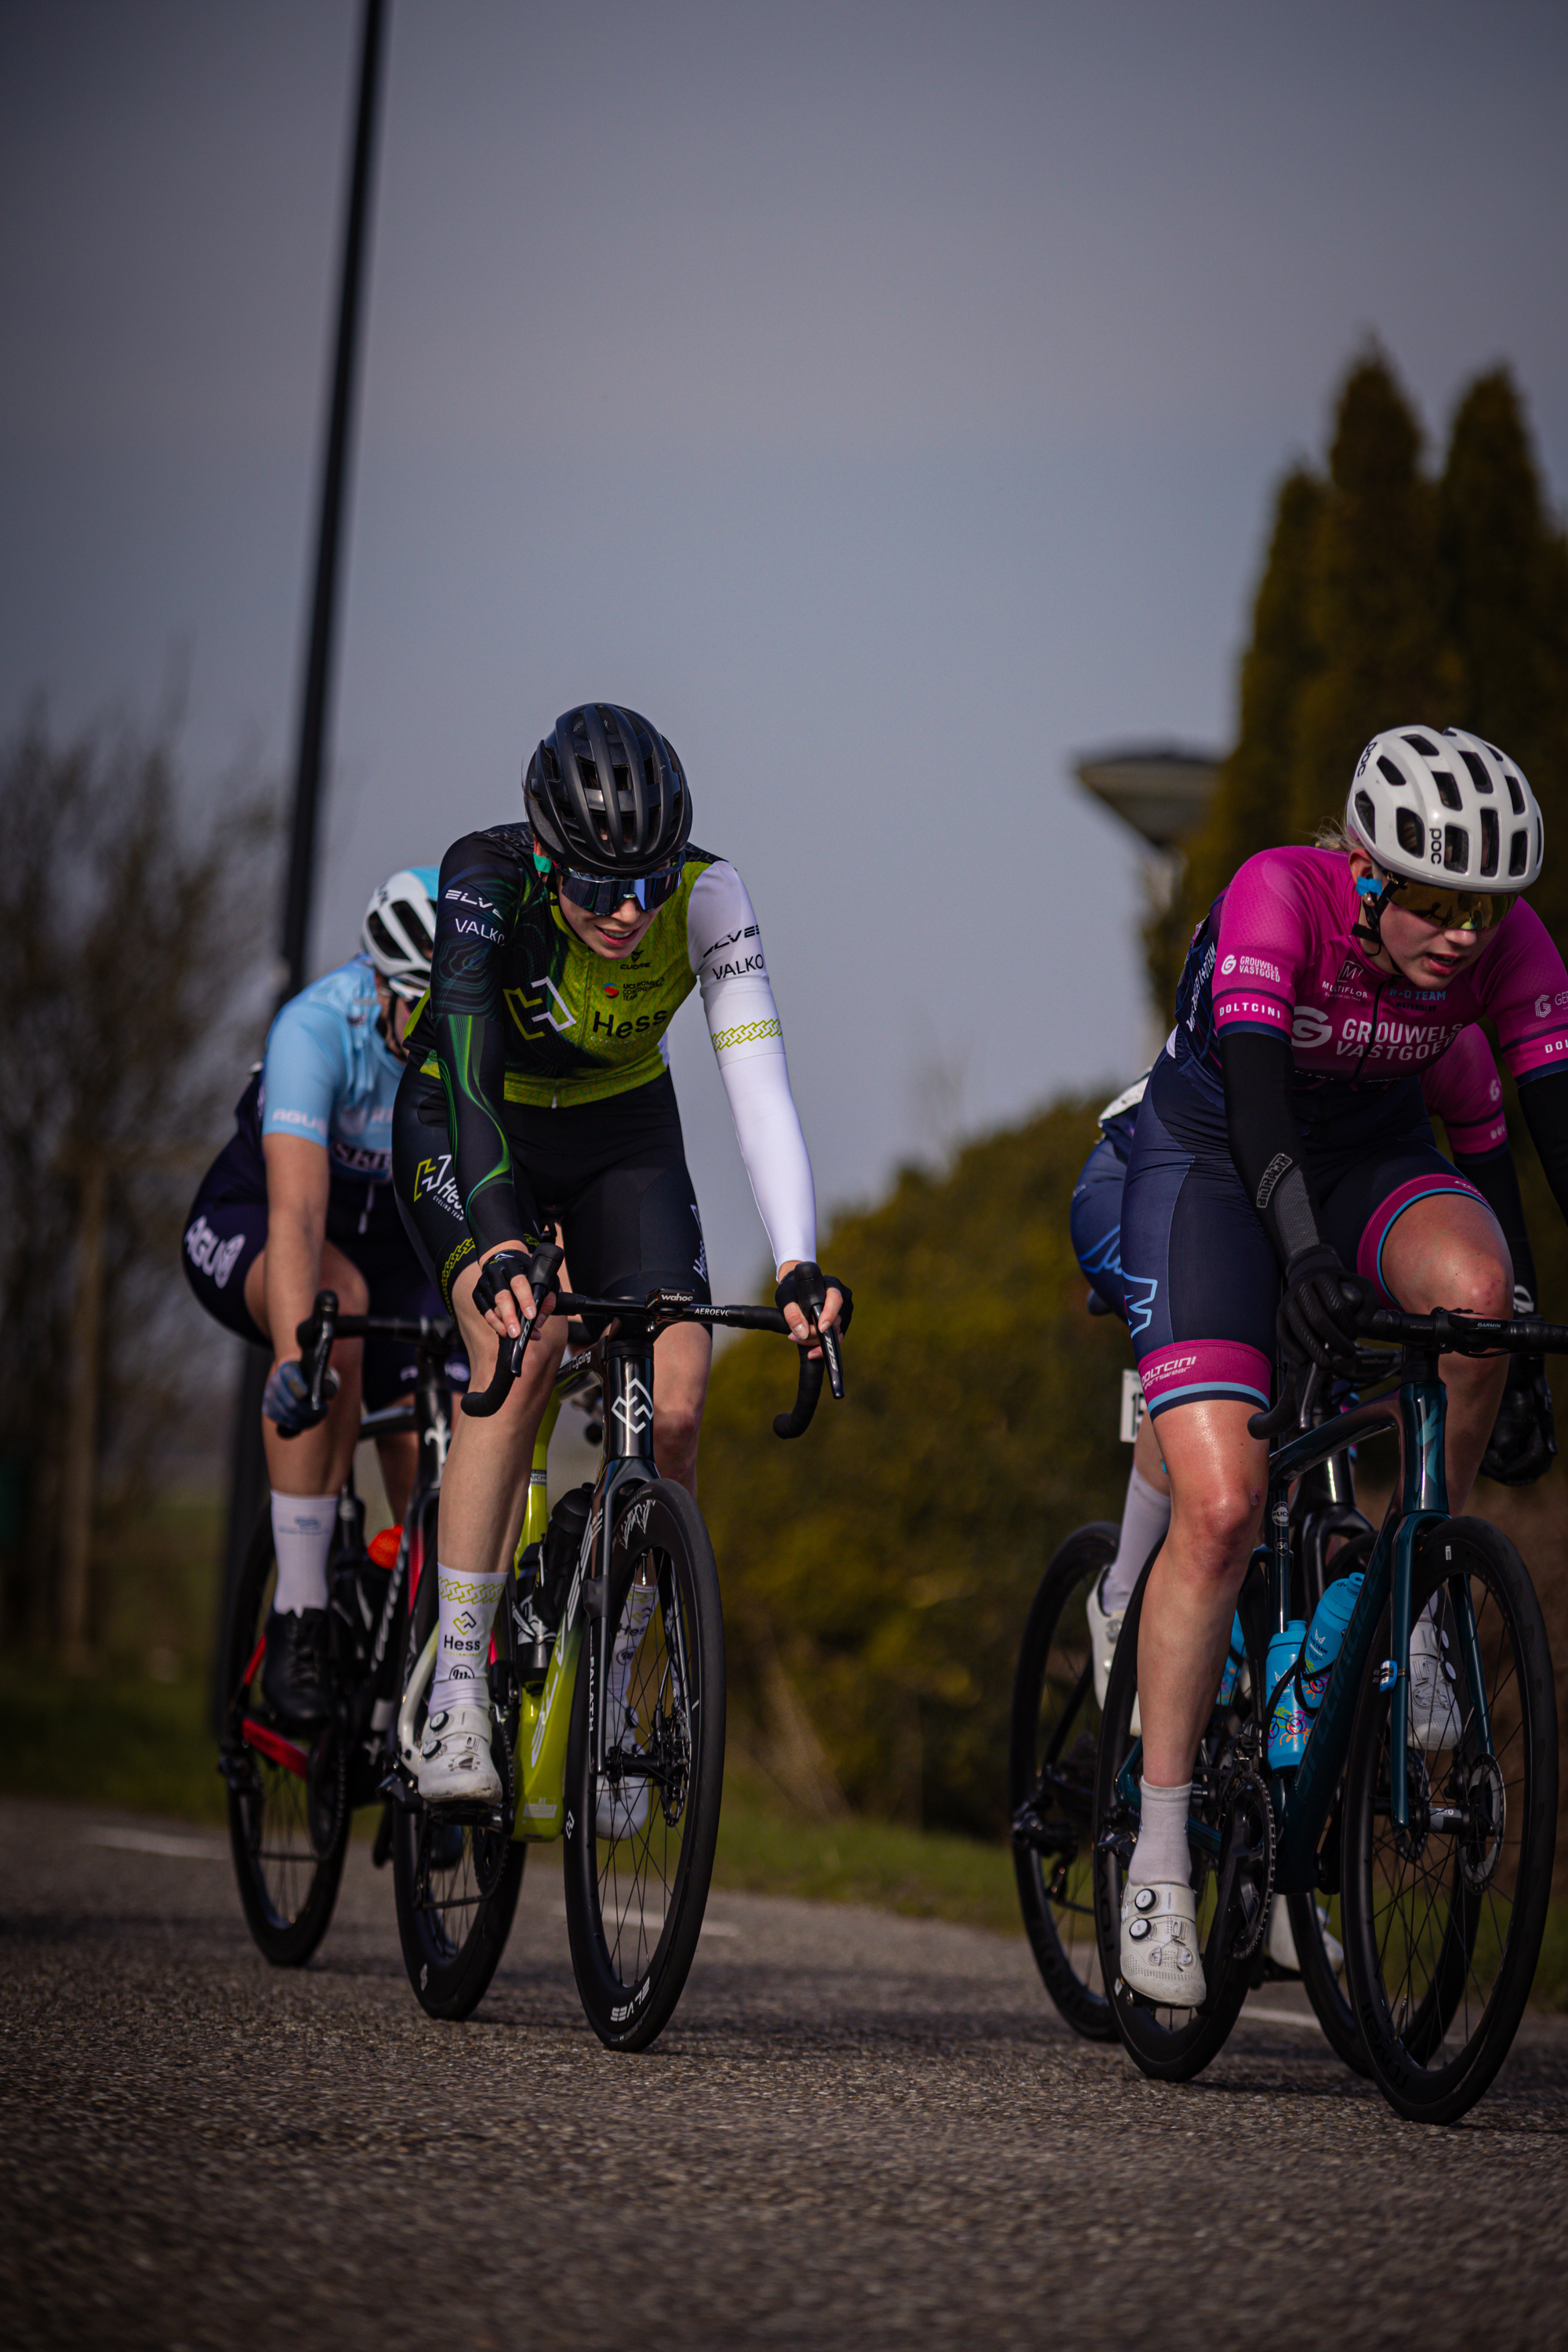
[[1177, 1478, 1261, 1570], [655, 1404, 701, 1482]]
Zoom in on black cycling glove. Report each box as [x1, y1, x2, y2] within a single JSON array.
[[1480, 1353, 1557, 1486], [473, 1238, 564, 1323], [775, 1261, 853, 1336], [1277, 1245, 1364, 1374]]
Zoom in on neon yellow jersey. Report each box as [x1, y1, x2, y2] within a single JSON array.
[[412, 822, 808, 1263]]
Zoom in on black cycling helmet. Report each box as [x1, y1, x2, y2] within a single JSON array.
[[524, 703, 692, 876]]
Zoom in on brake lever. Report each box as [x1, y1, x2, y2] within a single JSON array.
[[459, 1240, 564, 1419], [298, 1288, 338, 1416]]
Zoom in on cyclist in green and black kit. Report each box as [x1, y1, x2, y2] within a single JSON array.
[[391, 702, 844, 1806]]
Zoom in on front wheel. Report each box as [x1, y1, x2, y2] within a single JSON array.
[[1287, 1879, 1368, 2078], [219, 1509, 350, 1967], [390, 1501, 526, 2021], [1341, 1518, 1557, 2125], [563, 1479, 725, 2052], [1009, 1523, 1118, 2040]]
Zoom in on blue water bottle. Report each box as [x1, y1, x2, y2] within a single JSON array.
[[1267, 1620, 1309, 1768], [1297, 1573, 1363, 1712]]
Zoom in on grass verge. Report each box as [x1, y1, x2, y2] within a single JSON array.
[[713, 1756, 1021, 1934], [0, 1664, 225, 1824]]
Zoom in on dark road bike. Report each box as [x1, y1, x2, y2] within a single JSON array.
[[1092, 1306, 1561, 2126], [217, 1302, 461, 1966], [383, 1270, 851, 2049]]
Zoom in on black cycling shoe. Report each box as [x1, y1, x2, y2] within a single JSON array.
[[260, 1606, 332, 1728]]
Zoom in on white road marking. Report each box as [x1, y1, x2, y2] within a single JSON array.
[[84, 1827, 229, 1861], [547, 1897, 739, 1938]]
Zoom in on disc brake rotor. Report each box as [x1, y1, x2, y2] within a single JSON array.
[[1460, 1753, 1506, 1892]]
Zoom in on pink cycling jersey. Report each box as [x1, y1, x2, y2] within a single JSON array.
[[1184, 846, 1568, 1087], [1421, 1025, 1508, 1156]]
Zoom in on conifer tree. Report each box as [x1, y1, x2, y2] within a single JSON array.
[[1289, 350, 1459, 841], [1440, 367, 1568, 945], [1147, 468, 1326, 1008]]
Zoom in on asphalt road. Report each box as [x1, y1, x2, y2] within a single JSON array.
[[3, 1796, 1566, 2351]]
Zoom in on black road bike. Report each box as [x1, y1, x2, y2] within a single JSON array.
[[380, 1268, 851, 2049], [217, 1302, 460, 1966]]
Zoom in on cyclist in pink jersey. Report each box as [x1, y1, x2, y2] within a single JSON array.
[[1113, 725, 1568, 2005], [1074, 1021, 1552, 1708]]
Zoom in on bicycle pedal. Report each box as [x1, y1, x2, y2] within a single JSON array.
[[425, 1797, 500, 1828]]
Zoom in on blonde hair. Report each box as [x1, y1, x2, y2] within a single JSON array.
[[1315, 815, 1363, 858]]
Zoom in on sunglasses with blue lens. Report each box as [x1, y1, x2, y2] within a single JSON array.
[[552, 861, 684, 917]]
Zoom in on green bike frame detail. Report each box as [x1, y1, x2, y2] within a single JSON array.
[[512, 1387, 576, 1841]]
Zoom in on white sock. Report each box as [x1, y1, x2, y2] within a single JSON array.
[[270, 1493, 337, 1616], [428, 1561, 507, 1721], [1102, 1465, 1172, 1613], [1130, 1778, 1192, 1886]]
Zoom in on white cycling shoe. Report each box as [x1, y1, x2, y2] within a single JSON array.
[[419, 1699, 501, 1807], [1410, 1611, 1462, 1750], [1120, 1878, 1206, 2007], [1087, 1570, 1139, 1733], [1265, 1896, 1344, 1976], [597, 1582, 656, 1841]]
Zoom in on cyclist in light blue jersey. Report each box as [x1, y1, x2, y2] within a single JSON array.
[[183, 869, 443, 1725]]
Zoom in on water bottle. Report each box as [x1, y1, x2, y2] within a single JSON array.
[[1267, 1620, 1309, 1768], [1297, 1573, 1363, 1712], [1215, 1611, 1247, 1705]]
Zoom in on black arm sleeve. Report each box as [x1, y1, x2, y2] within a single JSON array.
[[1452, 1145, 1538, 1308], [1218, 1029, 1331, 1272], [429, 832, 531, 1258], [1517, 1067, 1568, 1241]]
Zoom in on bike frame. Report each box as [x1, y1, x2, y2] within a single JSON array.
[[395, 1326, 659, 1843], [392, 1276, 839, 1838], [1115, 1344, 1492, 1897]]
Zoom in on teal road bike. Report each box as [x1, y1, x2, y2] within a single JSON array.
[[1092, 1305, 1561, 2126]]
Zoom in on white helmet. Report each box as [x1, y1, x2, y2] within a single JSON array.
[[361, 866, 438, 1000], [1347, 727, 1542, 891]]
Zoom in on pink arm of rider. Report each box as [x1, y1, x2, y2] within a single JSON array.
[[1473, 899, 1568, 1080], [1421, 1024, 1507, 1156], [1210, 846, 1323, 1042]]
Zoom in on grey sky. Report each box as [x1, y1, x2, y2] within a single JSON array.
[[4, 0, 1566, 1296]]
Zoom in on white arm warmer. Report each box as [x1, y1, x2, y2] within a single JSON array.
[[688, 861, 817, 1270]]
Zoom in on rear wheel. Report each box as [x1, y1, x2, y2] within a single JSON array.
[[1341, 1518, 1557, 2125], [563, 1479, 724, 2051], [390, 1504, 525, 2021], [1009, 1523, 1117, 2040], [1093, 1562, 1266, 2081], [219, 1510, 349, 1967]]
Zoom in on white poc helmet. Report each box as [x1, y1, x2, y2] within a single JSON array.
[[1347, 727, 1543, 891], [361, 866, 438, 1000]]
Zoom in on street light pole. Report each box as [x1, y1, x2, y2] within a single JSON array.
[[216, 0, 390, 1712], [281, 0, 388, 996]]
